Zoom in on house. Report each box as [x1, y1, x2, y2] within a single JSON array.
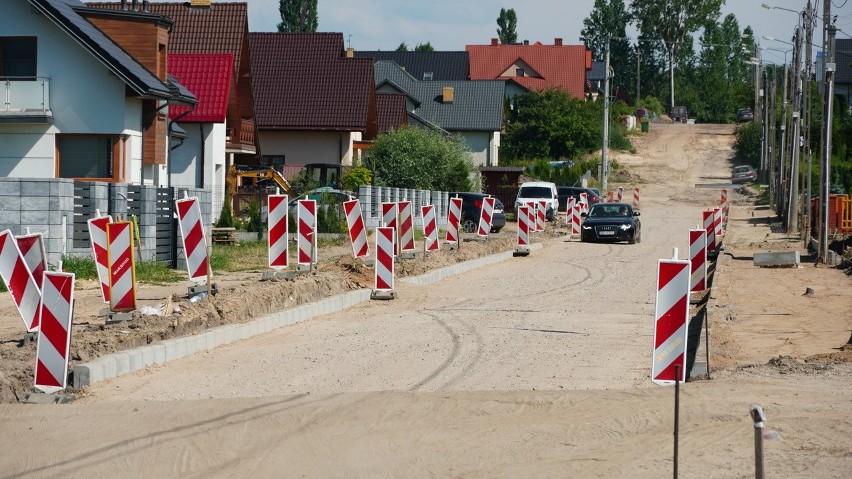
[[373, 60, 504, 167], [354, 51, 469, 81], [466, 38, 592, 100], [376, 93, 408, 133], [0, 0, 195, 185], [88, 1, 259, 219], [249, 32, 377, 171]]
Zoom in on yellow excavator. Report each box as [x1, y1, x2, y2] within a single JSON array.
[[225, 164, 293, 197]]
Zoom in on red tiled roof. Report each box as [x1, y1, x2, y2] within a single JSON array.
[[466, 42, 590, 98], [249, 32, 374, 131], [87, 2, 248, 77], [376, 93, 407, 132], [169, 53, 233, 122]]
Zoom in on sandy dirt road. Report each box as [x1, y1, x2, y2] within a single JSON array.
[[1, 122, 851, 478]]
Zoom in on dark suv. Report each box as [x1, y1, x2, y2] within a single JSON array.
[[557, 186, 602, 212], [449, 192, 506, 234]]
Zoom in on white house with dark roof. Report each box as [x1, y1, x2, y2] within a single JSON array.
[[372, 60, 504, 167], [0, 0, 194, 185]]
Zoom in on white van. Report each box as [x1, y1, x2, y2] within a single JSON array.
[[515, 181, 559, 221]]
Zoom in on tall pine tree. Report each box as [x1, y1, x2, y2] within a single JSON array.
[[278, 0, 318, 33]]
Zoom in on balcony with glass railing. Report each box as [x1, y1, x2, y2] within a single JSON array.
[[1, 77, 52, 123]]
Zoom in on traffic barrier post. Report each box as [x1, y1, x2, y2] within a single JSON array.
[[633, 187, 641, 209], [651, 249, 690, 385], [15, 233, 47, 292], [87, 213, 113, 304], [33, 271, 75, 394], [371, 226, 396, 300], [616, 187, 624, 202], [689, 228, 707, 294], [381, 202, 399, 256], [344, 199, 370, 259], [477, 197, 495, 238], [297, 199, 317, 271], [398, 200, 416, 259], [106, 220, 137, 313], [421, 205, 439, 255], [176, 196, 211, 282], [267, 194, 289, 269], [535, 201, 545, 232], [0, 230, 41, 333], [579, 193, 589, 214], [572, 204, 582, 237], [514, 204, 531, 257], [445, 197, 462, 250], [703, 210, 716, 257]]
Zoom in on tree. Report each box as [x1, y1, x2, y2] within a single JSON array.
[[496, 8, 518, 45], [631, 0, 724, 112], [580, 0, 632, 98], [395, 42, 408, 52], [414, 42, 434, 52], [502, 89, 603, 162], [277, 0, 318, 33], [369, 127, 474, 191]]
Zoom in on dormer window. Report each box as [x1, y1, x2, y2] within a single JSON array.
[[423, 72, 433, 81], [516, 68, 525, 77]]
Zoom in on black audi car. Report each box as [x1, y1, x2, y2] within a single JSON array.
[[580, 203, 641, 244]]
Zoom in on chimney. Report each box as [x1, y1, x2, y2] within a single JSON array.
[[491, 38, 498, 46], [523, 39, 529, 45], [120, 0, 128, 10], [131, 0, 138, 11], [190, 0, 213, 7], [345, 47, 354, 58], [142, 0, 149, 12], [442, 86, 454, 103], [554, 38, 563, 46]]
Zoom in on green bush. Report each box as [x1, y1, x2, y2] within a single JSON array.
[[734, 122, 761, 167], [637, 96, 664, 117], [342, 166, 372, 192], [215, 196, 235, 228]]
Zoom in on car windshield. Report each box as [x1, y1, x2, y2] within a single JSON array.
[[518, 186, 553, 198], [733, 166, 751, 173], [588, 205, 631, 217]]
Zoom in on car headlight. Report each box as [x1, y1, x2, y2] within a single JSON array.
[[619, 224, 632, 230], [582, 225, 592, 230]]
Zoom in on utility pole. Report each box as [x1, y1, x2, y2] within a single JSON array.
[[761, 69, 769, 183], [778, 63, 788, 217], [803, 1, 814, 240], [601, 42, 611, 192], [768, 67, 776, 201], [819, 9, 837, 263], [636, 46, 641, 100], [787, 26, 802, 235]]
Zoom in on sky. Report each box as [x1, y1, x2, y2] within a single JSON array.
[[222, 0, 851, 63]]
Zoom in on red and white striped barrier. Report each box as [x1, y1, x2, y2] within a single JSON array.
[[267, 194, 289, 268], [0, 230, 41, 332], [535, 200, 546, 231], [34, 271, 75, 393], [713, 207, 723, 240], [652, 253, 691, 385], [446, 197, 462, 245], [381, 202, 398, 229], [564, 197, 576, 224], [421, 205, 439, 252], [517, 204, 531, 248], [579, 193, 589, 214], [297, 199, 317, 266], [616, 187, 624, 202], [373, 226, 395, 293], [398, 200, 415, 252], [720, 189, 729, 225], [344, 199, 369, 258], [632, 188, 641, 209], [87, 214, 113, 303], [571, 204, 582, 237], [703, 210, 716, 252], [477, 196, 495, 237], [176, 196, 210, 281], [689, 229, 707, 292], [16, 233, 46, 290], [106, 221, 137, 312]]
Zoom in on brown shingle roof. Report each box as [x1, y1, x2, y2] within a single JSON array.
[[249, 32, 374, 131], [87, 2, 248, 77], [376, 93, 407, 132]]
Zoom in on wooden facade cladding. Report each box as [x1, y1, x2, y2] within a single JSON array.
[[142, 100, 166, 165], [82, 14, 170, 81]]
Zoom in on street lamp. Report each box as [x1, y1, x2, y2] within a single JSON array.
[[762, 35, 794, 47]]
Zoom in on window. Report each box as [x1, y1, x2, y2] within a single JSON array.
[[422, 72, 433, 81], [515, 68, 525, 77], [57, 135, 120, 180], [0, 37, 37, 78]]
